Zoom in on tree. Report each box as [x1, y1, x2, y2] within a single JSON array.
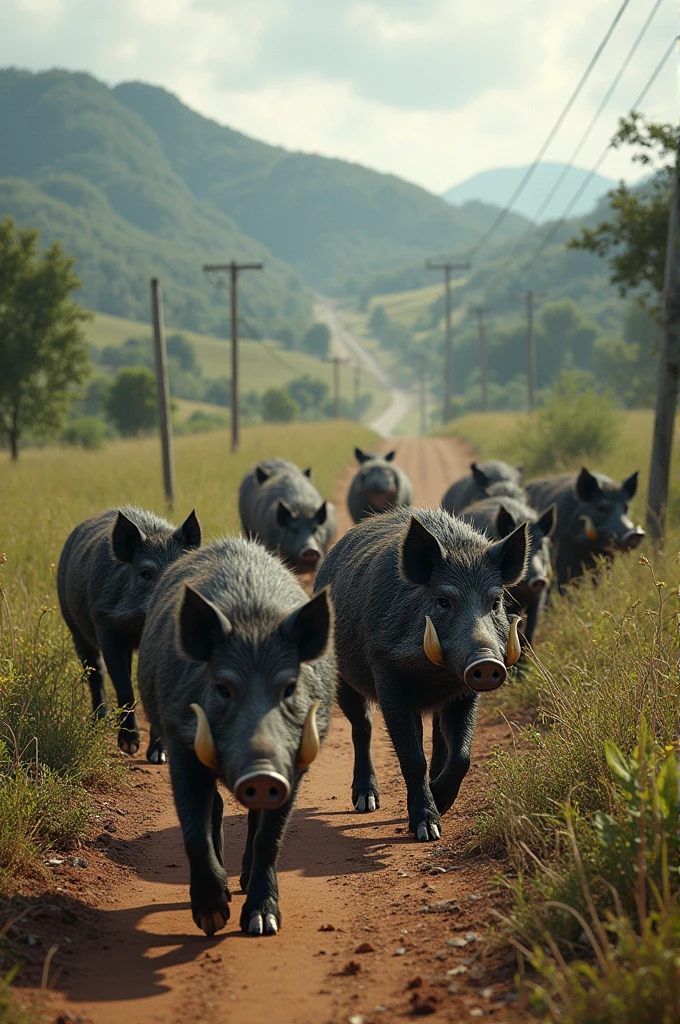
[[0, 218, 90, 459], [568, 113, 676, 321], [301, 322, 331, 358], [105, 367, 158, 436], [285, 375, 329, 415], [261, 388, 299, 423]]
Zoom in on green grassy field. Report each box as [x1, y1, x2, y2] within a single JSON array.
[[0, 420, 377, 892], [86, 313, 391, 423]]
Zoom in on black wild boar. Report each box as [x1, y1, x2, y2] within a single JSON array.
[[314, 507, 527, 841], [461, 496, 555, 645], [442, 460, 523, 514], [239, 458, 336, 573], [525, 467, 644, 587], [137, 537, 334, 937], [57, 506, 201, 757], [348, 447, 413, 523]]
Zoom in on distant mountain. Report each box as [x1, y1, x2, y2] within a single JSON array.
[[443, 163, 619, 222]]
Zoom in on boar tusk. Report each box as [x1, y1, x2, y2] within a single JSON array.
[[506, 617, 522, 668], [580, 515, 599, 541], [423, 615, 444, 667], [190, 703, 218, 771], [297, 701, 320, 770]]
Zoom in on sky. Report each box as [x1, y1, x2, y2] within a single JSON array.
[[1, 0, 676, 199]]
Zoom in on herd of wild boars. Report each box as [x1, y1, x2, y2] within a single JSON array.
[[56, 447, 644, 937]]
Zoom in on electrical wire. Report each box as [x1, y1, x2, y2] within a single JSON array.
[[465, 0, 632, 260]]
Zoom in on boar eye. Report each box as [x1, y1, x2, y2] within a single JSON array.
[[283, 681, 297, 699], [491, 596, 502, 613], [216, 684, 232, 700], [437, 597, 451, 610], [139, 568, 155, 582]]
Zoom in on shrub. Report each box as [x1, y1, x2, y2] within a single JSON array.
[[261, 388, 299, 423], [104, 367, 158, 436], [509, 371, 618, 476], [61, 416, 106, 450], [301, 323, 331, 358]]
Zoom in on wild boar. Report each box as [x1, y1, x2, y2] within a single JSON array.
[[442, 460, 523, 514], [348, 448, 413, 523]]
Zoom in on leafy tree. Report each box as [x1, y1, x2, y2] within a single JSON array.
[[105, 367, 158, 436], [568, 113, 676, 321], [301, 323, 331, 358], [285, 375, 329, 414], [0, 218, 90, 459], [166, 333, 198, 373], [261, 387, 299, 423]]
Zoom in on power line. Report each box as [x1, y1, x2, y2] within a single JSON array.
[[519, 34, 678, 276], [465, 0, 632, 260], [518, 0, 665, 231]]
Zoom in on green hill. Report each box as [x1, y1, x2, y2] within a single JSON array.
[[0, 68, 311, 338]]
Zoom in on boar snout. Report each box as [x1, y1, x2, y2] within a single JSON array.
[[464, 655, 507, 692], [300, 545, 320, 566], [621, 527, 645, 551], [234, 762, 291, 810], [529, 576, 548, 592]]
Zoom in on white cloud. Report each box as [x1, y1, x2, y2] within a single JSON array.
[[0, 0, 676, 194]]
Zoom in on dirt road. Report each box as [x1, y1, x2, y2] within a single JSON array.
[[15, 436, 528, 1024]]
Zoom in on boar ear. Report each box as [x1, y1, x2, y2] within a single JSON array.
[[488, 522, 528, 586], [384, 450, 396, 462], [280, 588, 332, 662], [179, 585, 232, 662], [175, 509, 201, 550], [276, 500, 294, 527], [354, 447, 369, 464], [112, 511, 146, 563], [314, 501, 327, 525], [537, 504, 556, 537], [256, 465, 271, 485], [471, 463, 490, 489], [621, 470, 638, 500], [303, 466, 312, 478], [400, 517, 445, 586], [495, 504, 517, 538], [576, 467, 601, 502]]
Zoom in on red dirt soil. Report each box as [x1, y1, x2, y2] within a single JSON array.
[[4, 436, 530, 1024]]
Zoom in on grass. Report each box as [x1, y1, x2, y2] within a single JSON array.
[[85, 312, 391, 423], [0, 420, 377, 886]]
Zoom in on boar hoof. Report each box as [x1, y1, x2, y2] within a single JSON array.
[[118, 728, 140, 756], [146, 739, 166, 765], [241, 900, 281, 936], [193, 902, 230, 936], [415, 821, 441, 842], [353, 784, 380, 813]]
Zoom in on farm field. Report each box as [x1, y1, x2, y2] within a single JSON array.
[[85, 312, 392, 423]]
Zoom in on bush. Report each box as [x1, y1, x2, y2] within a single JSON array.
[[174, 410, 229, 435], [285, 375, 329, 416], [104, 367, 158, 436], [261, 388, 299, 423], [61, 416, 107, 450], [301, 323, 331, 358], [509, 371, 618, 476]]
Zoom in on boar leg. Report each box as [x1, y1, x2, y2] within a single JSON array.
[[337, 677, 380, 812], [523, 593, 546, 647], [429, 713, 446, 781], [71, 629, 107, 720], [429, 695, 479, 815], [239, 810, 259, 892], [240, 784, 300, 936], [99, 630, 140, 755], [168, 740, 230, 936], [375, 668, 441, 841]]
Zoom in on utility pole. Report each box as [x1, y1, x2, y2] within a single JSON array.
[[647, 134, 680, 541], [353, 363, 362, 420], [150, 278, 175, 507], [426, 258, 471, 423], [202, 261, 264, 452], [474, 306, 489, 412], [517, 291, 546, 411], [418, 352, 427, 436], [331, 356, 343, 418]]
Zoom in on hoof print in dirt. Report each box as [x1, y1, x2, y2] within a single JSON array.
[[118, 728, 140, 756], [241, 900, 281, 936], [414, 819, 441, 842], [354, 790, 379, 812], [146, 739, 166, 764]]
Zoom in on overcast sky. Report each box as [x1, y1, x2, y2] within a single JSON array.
[[2, 0, 676, 199]]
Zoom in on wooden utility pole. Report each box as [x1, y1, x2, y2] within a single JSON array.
[[150, 278, 175, 507], [353, 363, 362, 420], [426, 259, 471, 423], [517, 291, 546, 411], [418, 352, 427, 436], [202, 261, 264, 452], [646, 135, 680, 541], [474, 306, 489, 412], [331, 356, 342, 418]]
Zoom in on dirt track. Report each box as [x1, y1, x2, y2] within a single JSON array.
[[14, 436, 529, 1024]]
